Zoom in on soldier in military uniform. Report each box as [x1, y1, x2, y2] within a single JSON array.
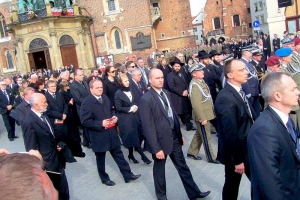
[[275, 47, 300, 129], [236, 39, 243, 59], [186, 64, 219, 164], [263, 55, 281, 78]]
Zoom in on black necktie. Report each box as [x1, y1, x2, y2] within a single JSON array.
[[160, 92, 169, 110], [286, 117, 300, 158]]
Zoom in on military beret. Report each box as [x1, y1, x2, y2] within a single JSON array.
[[275, 48, 292, 57], [295, 38, 300, 46], [281, 37, 294, 45], [265, 56, 280, 66]]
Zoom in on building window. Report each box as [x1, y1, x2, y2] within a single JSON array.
[[6, 51, 14, 69], [260, 15, 265, 24], [232, 15, 241, 26], [0, 14, 6, 38], [195, 35, 199, 40], [259, 1, 263, 10], [254, 3, 258, 11], [114, 30, 121, 49], [108, 0, 116, 11], [193, 27, 197, 32], [255, 16, 259, 21], [182, 31, 185, 36], [247, 7, 251, 14], [152, 3, 159, 7], [161, 33, 165, 38], [213, 17, 221, 29]]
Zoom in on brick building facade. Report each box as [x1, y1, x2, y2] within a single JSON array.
[[0, 0, 195, 74], [203, 0, 252, 43]]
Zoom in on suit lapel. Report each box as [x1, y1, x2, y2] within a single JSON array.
[[29, 111, 54, 138], [119, 90, 131, 104], [149, 88, 170, 121], [267, 107, 300, 162], [225, 84, 252, 118]]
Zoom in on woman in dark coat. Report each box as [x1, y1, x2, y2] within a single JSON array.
[[103, 65, 119, 109], [34, 79, 45, 94], [57, 80, 85, 157], [114, 74, 151, 165]]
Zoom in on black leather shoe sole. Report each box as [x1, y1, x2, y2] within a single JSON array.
[[209, 160, 220, 164]]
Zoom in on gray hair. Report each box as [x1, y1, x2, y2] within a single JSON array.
[[29, 93, 44, 107], [131, 68, 141, 76], [30, 74, 37, 79], [261, 72, 290, 103], [60, 71, 69, 78]]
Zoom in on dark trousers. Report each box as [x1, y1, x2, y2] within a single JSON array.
[[179, 112, 194, 129], [95, 146, 133, 182], [222, 162, 251, 200], [152, 134, 201, 200], [249, 96, 260, 118], [1, 113, 15, 139], [59, 169, 70, 200]]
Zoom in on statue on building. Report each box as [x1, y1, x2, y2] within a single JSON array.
[[17, 0, 26, 13], [32, 0, 46, 10]]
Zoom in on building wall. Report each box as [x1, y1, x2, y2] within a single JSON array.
[[0, 1, 17, 74], [285, 0, 300, 34], [153, 0, 195, 50], [203, 0, 252, 40]]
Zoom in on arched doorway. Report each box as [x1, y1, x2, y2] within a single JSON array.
[[218, 37, 225, 44], [59, 35, 79, 69], [28, 38, 52, 71]]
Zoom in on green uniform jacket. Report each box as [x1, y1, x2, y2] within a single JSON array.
[[189, 78, 215, 122]]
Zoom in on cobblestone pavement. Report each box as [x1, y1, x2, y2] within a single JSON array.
[[0, 119, 250, 200]]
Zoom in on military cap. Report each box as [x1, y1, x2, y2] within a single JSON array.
[[252, 48, 263, 56], [281, 37, 294, 45], [242, 45, 258, 53], [188, 64, 205, 73], [222, 53, 234, 63], [275, 48, 292, 57], [265, 56, 280, 66]]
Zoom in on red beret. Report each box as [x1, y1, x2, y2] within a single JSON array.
[[295, 38, 300, 46], [265, 56, 280, 66]]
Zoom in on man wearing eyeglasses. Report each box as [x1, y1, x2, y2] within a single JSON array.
[[0, 81, 17, 141]]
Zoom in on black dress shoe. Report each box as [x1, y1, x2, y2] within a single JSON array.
[[190, 191, 211, 199], [125, 174, 141, 183], [187, 127, 197, 131], [209, 160, 220, 164], [13, 136, 19, 139], [187, 154, 202, 160], [102, 180, 115, 186], [9, 138, 14, 142], [74, 152, 86, 158]]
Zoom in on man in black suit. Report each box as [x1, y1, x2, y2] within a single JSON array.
[[139, 69, 210, 200], [215, 59, 255, 200], [70, 69, 91, 147], [15, 87, 35, 127], [80, 79, 140, 186], [129, 68, 147, 105], [23, 93, 69, 200], [167, 57, 195, 131], [263, 34, 271, 59], [248, 72, 300, 199], [273, 34, 280, 52], [136, 57, 150, 90], [0, 81, 17, 141]]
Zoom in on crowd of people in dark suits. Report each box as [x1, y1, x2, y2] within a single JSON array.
[[1, 31, 300, 199]]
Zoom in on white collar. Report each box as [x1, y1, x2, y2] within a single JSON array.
[[31, 109, 42, 118], [92, 94, 102, 100], [227, 81, 241, 94], [269, 105, 289, 127]]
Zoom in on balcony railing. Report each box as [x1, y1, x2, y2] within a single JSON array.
[[150, 7, 161, 23], [206, 29, 225, 37]]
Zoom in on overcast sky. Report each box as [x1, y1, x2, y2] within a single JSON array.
[[190, 0, 207, 16]]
